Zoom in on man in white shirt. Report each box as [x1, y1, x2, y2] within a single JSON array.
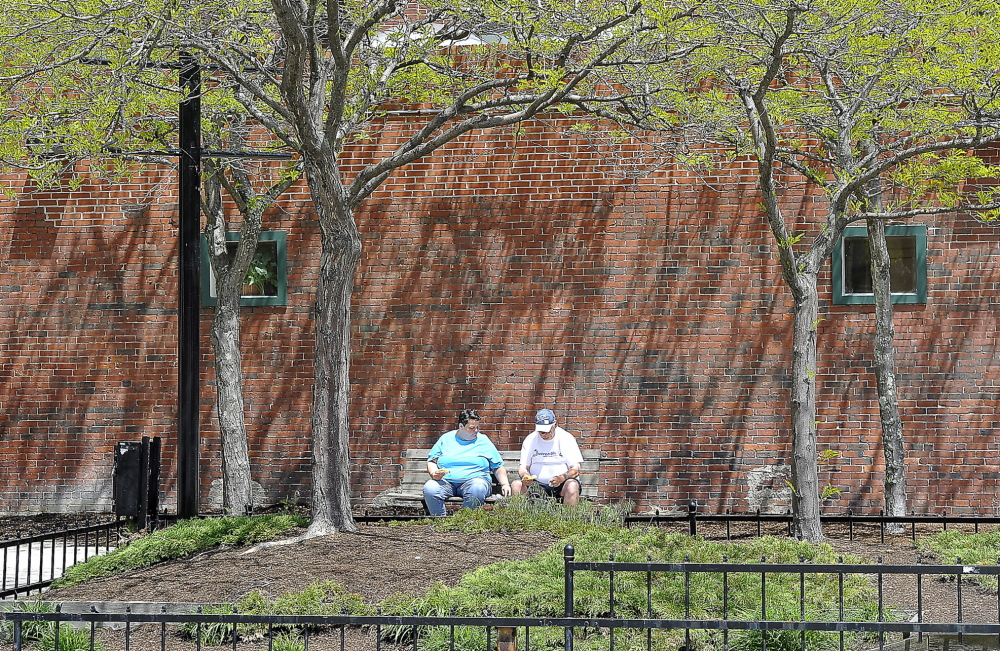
[[511, 408, 583, 505]]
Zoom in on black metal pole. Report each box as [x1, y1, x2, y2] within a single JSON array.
[[564, 545, 575, 651], [177, 52, 201, 519]]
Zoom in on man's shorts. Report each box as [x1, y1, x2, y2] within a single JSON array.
[[534, 477, 582, 499]]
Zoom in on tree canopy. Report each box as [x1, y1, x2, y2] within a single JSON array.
[[696, 0, 1000, 540], [1, 0, 707, 533]]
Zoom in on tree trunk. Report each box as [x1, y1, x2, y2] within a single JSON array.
[[211, 289, 254, 514], [202, 160, 256, 518], [789, 273, 824, 542], [306, 173, 360, 536], [867, 218, 907, 532]]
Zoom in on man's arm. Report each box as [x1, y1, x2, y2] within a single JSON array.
[[548, 463, 581, 487]]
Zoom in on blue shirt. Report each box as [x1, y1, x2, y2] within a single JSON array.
[[427, 431, 503, 483]]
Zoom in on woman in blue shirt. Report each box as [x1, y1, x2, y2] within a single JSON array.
[[423, 409, 511, 516]]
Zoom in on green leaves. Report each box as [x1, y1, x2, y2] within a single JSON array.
[[890, 150, 1000, 210]]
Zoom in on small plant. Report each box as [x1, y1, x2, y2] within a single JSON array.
[[1, 601, 103, 651], [269, 631, 306, 651], [819, 449, 842, 501], [820, 484, 842, 500], [241, 243, 278, 294], [180, 580, 373, 644], [39, 623, 100, 651], [1, 599, 55, 644]]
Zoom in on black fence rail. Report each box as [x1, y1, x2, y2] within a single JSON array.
[[624, 503, 1000, 541], [0, 519, 128, 600], [4, 605, 1000, 651], [563, 544, 1000, 651]]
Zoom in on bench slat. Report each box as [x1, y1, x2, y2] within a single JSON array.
[[401, 459, 600, 473], [404, 448, 601, 460]]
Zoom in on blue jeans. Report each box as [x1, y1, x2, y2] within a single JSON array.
[[422, 476, 493, 516]]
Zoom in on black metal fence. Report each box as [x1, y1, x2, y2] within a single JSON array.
[[0, 519, 128, 599], [5, 544, 1000, 651], [564, 544, 1000, 651], [7, 609, 1000, 651], [623, 503, 1000, 542], [358, 505, 1000, 539]]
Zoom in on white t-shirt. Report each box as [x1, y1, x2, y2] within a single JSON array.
[[520, 426, 584, 485]]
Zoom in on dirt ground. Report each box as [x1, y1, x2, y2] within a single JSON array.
[[6, 514, 1000, 650]]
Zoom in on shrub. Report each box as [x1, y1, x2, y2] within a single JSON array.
[[53, 514, 308, 588]]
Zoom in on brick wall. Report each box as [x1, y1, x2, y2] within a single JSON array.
[[1, 121, 998, 516]]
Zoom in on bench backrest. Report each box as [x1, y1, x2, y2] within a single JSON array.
[[400, 448, 601, 500]]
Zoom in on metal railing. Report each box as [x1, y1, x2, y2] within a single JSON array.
[[624, 503, 1000, 541], [563, 544, 1000, 651], [3, 602, 1000, 651], [0, 518, 128, 599]]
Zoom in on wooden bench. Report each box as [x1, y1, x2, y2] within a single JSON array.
[[388, 448, 602, 513]]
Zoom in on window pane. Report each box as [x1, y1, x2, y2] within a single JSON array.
[[842, 234, 917, 295], [843, 238, 872, 294], [887, 235, 917, 293], [225, 240, 279, 297]]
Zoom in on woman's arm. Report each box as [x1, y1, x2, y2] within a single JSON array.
[[427, 460, 448, 481], [494, 465, 511, 496]]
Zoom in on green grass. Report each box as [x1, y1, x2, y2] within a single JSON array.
[[378, 527, 893, 651], [392, 493, 634, 537], [51, 514, 308, 588], [917, 527, 1000, 591]]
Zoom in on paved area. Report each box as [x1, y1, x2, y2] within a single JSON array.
[[2, 541, 113, 599]]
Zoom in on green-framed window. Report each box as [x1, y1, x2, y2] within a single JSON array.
[[831, 224, 926, 305], [200, 230, 287, 307]]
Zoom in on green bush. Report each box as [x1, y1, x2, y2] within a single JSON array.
[[52, 514, 308, 588], [0, 599, 55, 643], [269, 631, 306, 651]]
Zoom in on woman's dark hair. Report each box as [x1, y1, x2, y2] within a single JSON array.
[[458, 409, 480, 427]]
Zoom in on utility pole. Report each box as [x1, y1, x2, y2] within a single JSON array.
[[177, 52, 201, 519], [91, 54, 291, 519]]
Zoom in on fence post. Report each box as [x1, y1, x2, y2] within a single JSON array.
[[688, 501, 697, 536], [564, 544, 575, 651]]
